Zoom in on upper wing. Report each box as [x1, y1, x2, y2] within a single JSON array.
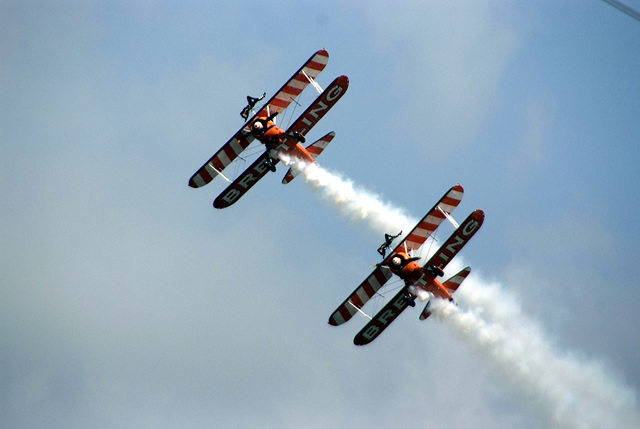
[[397, 184, 464, 253], [327, 184, 464, 326], [328, 266, 394, 326], [255, 49, 329, 117], [188, 130, 255, 188], [188, 49, 330, 188]]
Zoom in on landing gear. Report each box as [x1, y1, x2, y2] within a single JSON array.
[[262, 141, 278, 172], [425, 265, 445, 277], [292, 131, 306, 143], [283, 131, 306, 143], [402, 294, 416, 307], [264, 158, 277, 172]]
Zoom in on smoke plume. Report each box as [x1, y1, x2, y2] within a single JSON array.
[[430, 276, 640, 429], [279, 154, 417, 235], [280, 154, 640, 428]]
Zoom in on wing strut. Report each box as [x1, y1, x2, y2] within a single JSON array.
[[347, 300, 372, 320], [438, 205, 459, 228], [209, 164, 232, 183], [302, 70, 324, 93]]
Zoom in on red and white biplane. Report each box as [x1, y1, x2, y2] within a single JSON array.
[[188, 49, 349, 208], [328, 185, 485, 345]]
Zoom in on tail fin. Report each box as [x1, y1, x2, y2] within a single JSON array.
[[419, 266, 471, 320], [282, 131, 335, 184]]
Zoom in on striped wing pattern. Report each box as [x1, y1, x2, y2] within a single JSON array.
[[258, 50, 329, 115], [189, 132, 254, 188], [402, 184, 464, 252], [306, 131, 335, 158], [443, 266, 471, 293], [189, 49, 329, 188], [328, 267, 393, 326]]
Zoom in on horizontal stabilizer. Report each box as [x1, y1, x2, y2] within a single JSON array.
[[443, 266, 471, 293], [282, 132, 335, 184], [419, 266, 471, 320]]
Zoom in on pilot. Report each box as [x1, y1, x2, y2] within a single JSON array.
[[251, 120, 266, 137]]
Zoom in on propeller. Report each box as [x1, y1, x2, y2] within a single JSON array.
[[377, 253, 421, 272]]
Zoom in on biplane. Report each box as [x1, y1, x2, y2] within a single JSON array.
[[188, 49, 349, 209], [328, 185, 485, 346]]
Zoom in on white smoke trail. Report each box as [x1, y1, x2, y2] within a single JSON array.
[[279, 154, 416, 235], [430, 276, 640, 429], [280, 154, 640, 428]]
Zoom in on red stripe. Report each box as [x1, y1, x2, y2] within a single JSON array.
[[338, 306, 351, 321], [271, 98, 288, 108], [350, 294, 364, 308], [406, 233, 422, 243], [306, 60, 326, 72], [422, 221, 438, 230], [373, 268, 388, 285], [280, 86, 303, 97], [237, 134, 251, 149], [441, 195, 462, 206], [212, 157, 225, 171], [362, 281, 376, 298], [292, 74, 308, 83], [427, 210, 446, 220], [223, 144, 236, 162], [200, 169, 212, 183]]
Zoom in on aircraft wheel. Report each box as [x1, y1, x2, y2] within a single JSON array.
[[428, 266, 444, 277], [402, 295, 416, 307], [293, 131, 306, 143]]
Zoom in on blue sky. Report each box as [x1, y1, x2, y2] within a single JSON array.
[[2, 1, 640, 428]]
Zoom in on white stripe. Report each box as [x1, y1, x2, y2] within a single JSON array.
[[204, 165, 219, 179], [439, 202, 458, 213], [287, 78, 308, 91], [217, 151, 231, 167], [229, 138, 245, 155], [331, 313, 345, 325], [355, 287, 371, 304], [192, 175, 206, 187]]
